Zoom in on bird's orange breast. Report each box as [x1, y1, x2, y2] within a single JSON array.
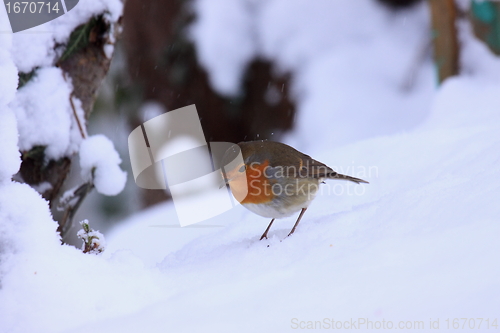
[[229, 160, 275, 205]]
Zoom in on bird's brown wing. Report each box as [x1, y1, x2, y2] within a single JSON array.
[[267, 149, 335, 179], [240, 140, 368, 184], [273, 152, 369, 184], [294, 154, 335, 178]]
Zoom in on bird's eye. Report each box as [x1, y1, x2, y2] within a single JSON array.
[[238, 165, 246, 172]]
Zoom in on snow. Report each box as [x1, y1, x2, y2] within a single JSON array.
[[1, 1, 500, 332], [10, 67, 85, 159], [32, 181, 53, 194], [0, 110, 20, 183], [0, 2, 130, 332], [139, 100, 166, 123], [10, 0, 123, 73], [190, 0, 257, 95], [7, 0, 123, 161], [65, 81, 500, 329], [0, 180, 167, 332], [90, 65, 500, 329], [0, 33, 17, 107], [191, 0, 435, 149], [79, 135, 127, 196], [103, 43, 114, 59], [0, 9, 20, 182]]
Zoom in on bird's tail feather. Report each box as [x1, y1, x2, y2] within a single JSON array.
[[328, 173, 369, 184]]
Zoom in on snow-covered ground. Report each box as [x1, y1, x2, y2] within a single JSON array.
[[1, 0, 499, 332]]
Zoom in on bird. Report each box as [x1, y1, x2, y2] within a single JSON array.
[[221, 140, 368, 240]]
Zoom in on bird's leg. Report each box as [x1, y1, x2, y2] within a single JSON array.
[[260, 218, 275, 240], [287, 208, 307, 237]]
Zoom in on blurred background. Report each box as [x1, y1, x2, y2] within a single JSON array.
[[65, 0, 500, 244]]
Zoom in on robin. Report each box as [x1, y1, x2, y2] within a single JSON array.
[[221, 141, 368, 240]]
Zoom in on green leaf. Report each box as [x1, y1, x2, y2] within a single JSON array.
[[18, 69, 37, 89], [22, 145, 46, 159], [59, 17, 98, 63]]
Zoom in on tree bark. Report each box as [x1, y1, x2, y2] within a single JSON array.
[[429, 0, 460, 83], [16, 15, 121, 216]]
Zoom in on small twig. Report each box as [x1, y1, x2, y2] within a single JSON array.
[[58, 181, 94, 238], [69, 93, 86, 139]]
